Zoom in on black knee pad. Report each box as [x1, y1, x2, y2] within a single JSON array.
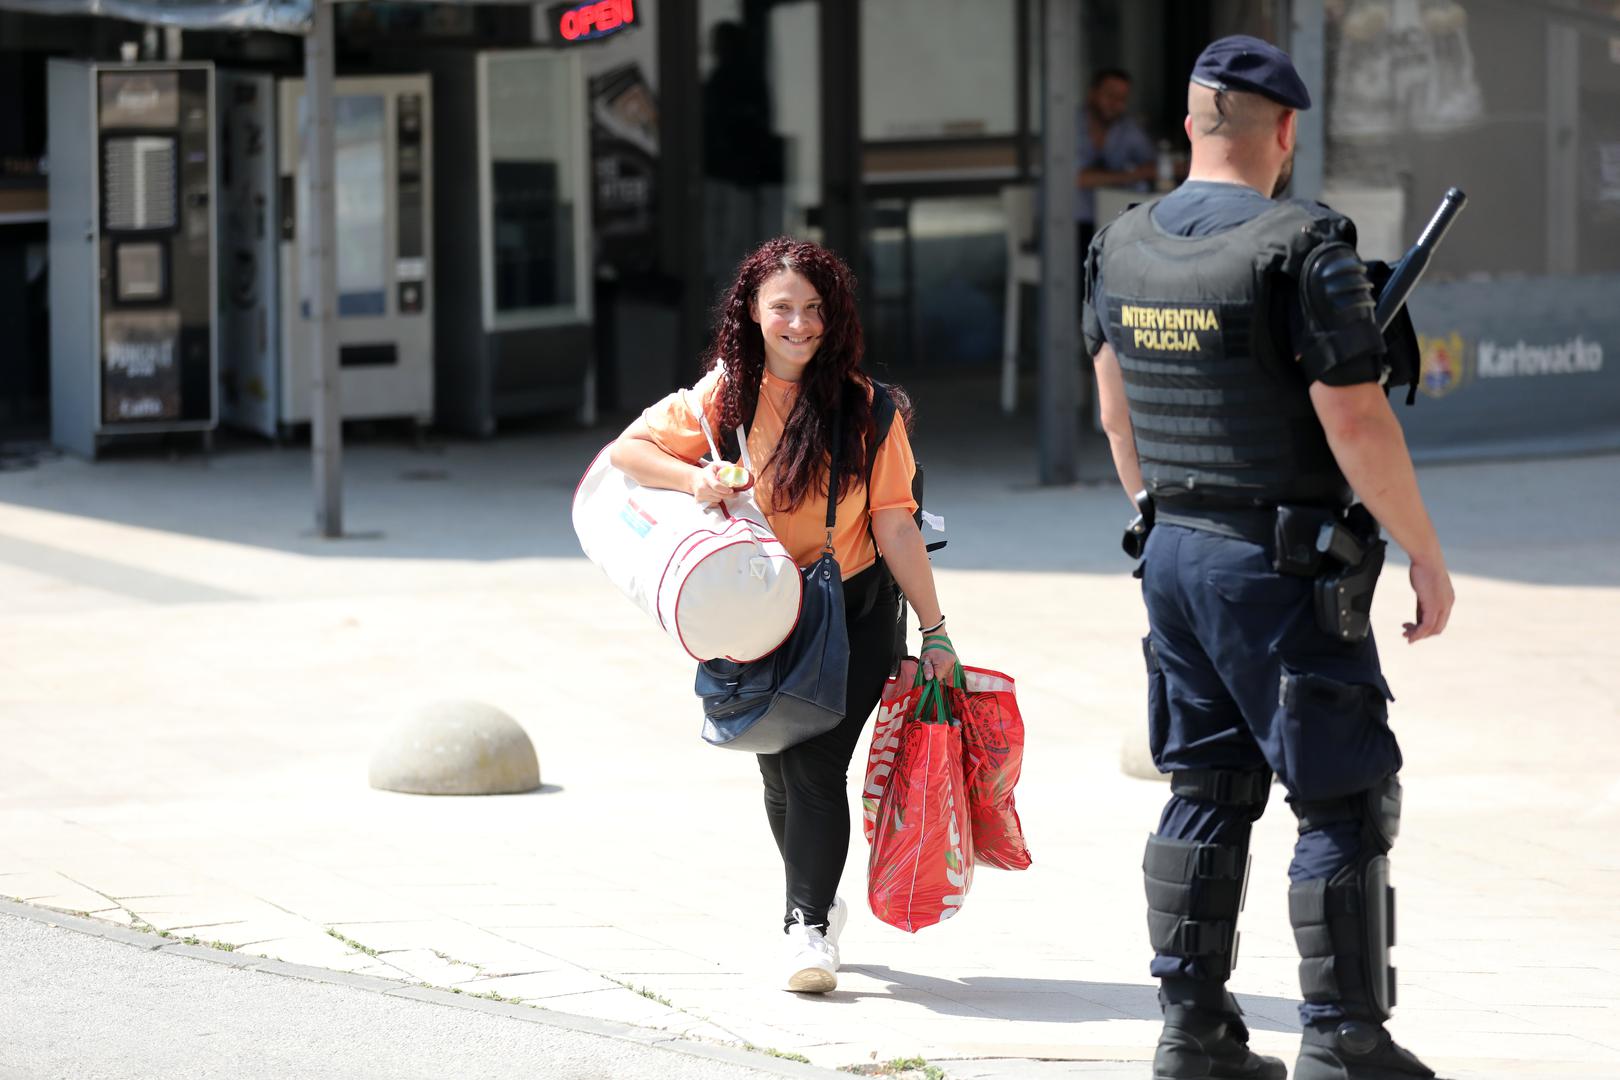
[[1144, 769, 1271, 983], [1289, 775, 1403, 1021]]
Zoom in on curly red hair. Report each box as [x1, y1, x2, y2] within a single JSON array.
[[702, 237, 893, 515]]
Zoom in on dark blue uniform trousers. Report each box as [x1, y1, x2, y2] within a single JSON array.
[[1141, 524, 1403, 1024]]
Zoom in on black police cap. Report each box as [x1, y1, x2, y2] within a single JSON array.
[[1190, 35, 1311, 111]]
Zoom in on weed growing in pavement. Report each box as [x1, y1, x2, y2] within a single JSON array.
[[325, 928, 380, 958], [605, 976, 673, 1007], [433, 949, 483, 970], [177, 934, 237, 952], [841, 1057, 947, 1080], [117, 914, 238, 953], [417, 983, 512, 1004], [744, 1043, 814, 1064]]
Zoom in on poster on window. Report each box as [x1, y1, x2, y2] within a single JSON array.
[[1328, 0, 1485, 141], [589, 62, 658, 277]]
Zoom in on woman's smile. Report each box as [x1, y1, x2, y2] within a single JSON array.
[[754, 270, 825, 379]]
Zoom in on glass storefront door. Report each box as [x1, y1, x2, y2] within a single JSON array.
[[480, 49, 590, 330], [859, 0, 1025, 372]]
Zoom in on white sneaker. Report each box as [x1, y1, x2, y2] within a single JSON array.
[[824, 895, 848, 969], [782, 908, 837, 993]]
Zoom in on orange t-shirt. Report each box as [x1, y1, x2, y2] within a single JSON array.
[[639, 368, 918, 578]]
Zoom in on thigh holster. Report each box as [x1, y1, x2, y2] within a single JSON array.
[[1289, 775, 1403, 1021], [1144, 769, 1271, 983]]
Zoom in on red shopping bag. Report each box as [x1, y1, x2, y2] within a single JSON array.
[[866, 670, 974, 933], [950, 667, 1033, 871]]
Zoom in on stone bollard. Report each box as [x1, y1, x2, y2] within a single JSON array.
[[369, 701, 541, 796], [1119, 724, 1168, 782]]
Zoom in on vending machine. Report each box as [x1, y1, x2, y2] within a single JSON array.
[[48, 60, 216, 458], [216, 70, 279, 437], [276, 75, 433, 432]]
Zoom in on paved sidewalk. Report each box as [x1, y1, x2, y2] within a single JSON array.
[[1, 400, 1617, 1078]]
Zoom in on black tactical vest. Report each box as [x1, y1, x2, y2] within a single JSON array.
[[1096, 199, 1354, 509]]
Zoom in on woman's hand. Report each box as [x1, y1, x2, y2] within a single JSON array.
[[920, 631, 959, 685], [690, 461, 738, 507]]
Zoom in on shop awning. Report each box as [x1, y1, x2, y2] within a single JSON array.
[[0, 0, 545, 34], [0, 0, 314, 34]]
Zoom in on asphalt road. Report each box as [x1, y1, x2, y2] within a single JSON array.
[[0, 909, 836, 1080]]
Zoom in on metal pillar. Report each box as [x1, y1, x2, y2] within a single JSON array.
[[1545, 24, 1580, 276], [303, 0, 341, 537], [1289, 0, 1325, 202], [820, 0, 863, 271], [660, 0, 705, 382], [1036, 0, 1079, 485]]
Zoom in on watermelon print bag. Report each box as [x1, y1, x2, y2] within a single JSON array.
[[950, 666, 1032, 871]]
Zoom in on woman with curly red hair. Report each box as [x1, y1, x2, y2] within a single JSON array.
[[610, 236, 959, 993]]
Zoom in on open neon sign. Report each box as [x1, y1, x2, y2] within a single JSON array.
[[556, 0, 636, 43]]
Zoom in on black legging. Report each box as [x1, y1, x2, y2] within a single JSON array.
[[757, 561, 901, 931]]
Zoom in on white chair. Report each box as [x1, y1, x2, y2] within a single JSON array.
[[1000, 184, 1040, 414]]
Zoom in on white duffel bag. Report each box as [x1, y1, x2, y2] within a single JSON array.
[[571, 413, 801, 663]]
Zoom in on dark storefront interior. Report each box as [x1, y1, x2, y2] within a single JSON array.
[[0, 0, 1289, 446], [6, 0, 1620, 461]]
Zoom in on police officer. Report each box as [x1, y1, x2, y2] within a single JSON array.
[[1084, 36, 1455, 1080]]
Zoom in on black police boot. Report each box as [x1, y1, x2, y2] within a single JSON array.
[[1154, 1004, 1287, 1080], [1294, 1019, 1437, 1080]]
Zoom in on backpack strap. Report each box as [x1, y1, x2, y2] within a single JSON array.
[[823, 402, 841, 546], [868, 380, 897, 495]]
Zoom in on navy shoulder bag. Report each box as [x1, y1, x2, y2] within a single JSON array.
[[695, 403, 850, 752]]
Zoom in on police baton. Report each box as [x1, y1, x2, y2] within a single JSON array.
[[1374, 187, 1467, 333]]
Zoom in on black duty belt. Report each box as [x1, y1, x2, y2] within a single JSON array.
[[1155, 506, 1287, 547]]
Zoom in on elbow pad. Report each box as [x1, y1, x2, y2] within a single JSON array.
[[1297, 242, 1385, 384]]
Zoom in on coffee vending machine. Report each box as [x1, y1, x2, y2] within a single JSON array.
[[48, 60, 217, 457]]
